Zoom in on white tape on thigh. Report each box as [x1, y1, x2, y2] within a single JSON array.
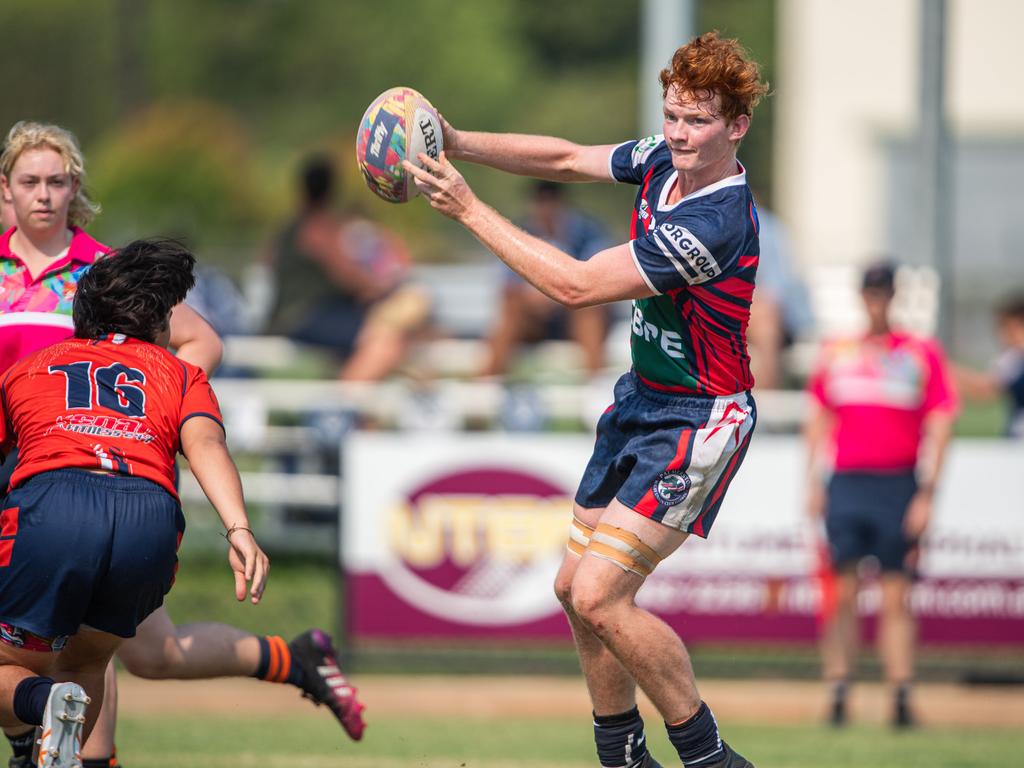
[[567, 517, 594, 556]]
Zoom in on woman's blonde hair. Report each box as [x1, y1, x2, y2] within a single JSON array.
[[0, 121, 100, 228]]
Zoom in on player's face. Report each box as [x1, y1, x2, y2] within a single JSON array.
[[662, 87, 750, 175], [0, 147, 78, 233], [861, 287, 893, 327]]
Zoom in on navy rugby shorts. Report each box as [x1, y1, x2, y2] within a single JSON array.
[[575, 371, 756, 536], [825, 470, 918, 572], [0, 469, 184, 641]]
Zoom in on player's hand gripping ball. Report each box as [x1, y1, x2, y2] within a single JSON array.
[[356, 86, 443, 203]]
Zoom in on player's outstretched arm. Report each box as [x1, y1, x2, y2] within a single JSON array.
[[442, 114, 617, 183], [405, 152, 653, 308], [181, 416, 269, 604], [169, 303, 224, 376], [952, 364, 1002, 400]]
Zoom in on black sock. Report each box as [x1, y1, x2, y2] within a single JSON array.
[[666, 701, 723, 766], [832, 680, 848, 706], [895, 683, 910, 705], [253, 635, 272, 679], [5, 727, 35, 759], [82, 759, 113, 768], [253, 635, 305, 687], [593, 706, 650, 768], [12, 676, 55, 727], [894, 683, 911, 715]]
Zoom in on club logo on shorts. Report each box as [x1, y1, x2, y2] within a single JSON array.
[[653, 470, 691, 506]]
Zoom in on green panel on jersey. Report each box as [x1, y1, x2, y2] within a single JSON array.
[[629, 295, 700, 390]]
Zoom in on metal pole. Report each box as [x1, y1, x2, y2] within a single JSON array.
[[919, 0, 954, 346], [640, 0, 696, 136]]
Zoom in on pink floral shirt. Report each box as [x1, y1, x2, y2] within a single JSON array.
[[0, 227, 110, 374]]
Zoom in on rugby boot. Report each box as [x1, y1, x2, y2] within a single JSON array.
[[702, 741, 754, 768], [892, 696, 917, 729], [36, 682, 89, 767], [639, 754, 664, 767], [8, 755, 31, 768], [829, 692, 847, 727], [288, 629, 366, 741]]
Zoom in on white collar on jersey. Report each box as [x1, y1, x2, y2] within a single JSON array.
[[656, 161, 747, 212]]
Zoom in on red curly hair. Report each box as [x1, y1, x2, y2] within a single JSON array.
[[659, 31, 768, 122]]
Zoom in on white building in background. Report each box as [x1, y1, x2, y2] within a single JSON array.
[[774, 0, 1024, 357]]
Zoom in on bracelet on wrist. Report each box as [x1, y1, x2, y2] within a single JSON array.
[[223, 524, 254, 540]]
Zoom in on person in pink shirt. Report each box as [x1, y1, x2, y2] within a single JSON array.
[[804, 262, 957, 728], [0, 122, 365, 767]]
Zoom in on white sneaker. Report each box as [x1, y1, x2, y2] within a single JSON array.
[[36, 682, 90, 768]]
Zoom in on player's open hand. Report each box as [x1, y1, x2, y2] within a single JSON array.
[[903, 489, 933, 540], [805, 479, 826, 522], [226, 527, 270, 604], [403, 152, 477, 222]]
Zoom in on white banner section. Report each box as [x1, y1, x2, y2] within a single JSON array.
[[342, 433, 1024, 641]]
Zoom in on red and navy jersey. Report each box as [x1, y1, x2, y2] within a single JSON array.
[[609, 135, 759, 394], [0, 334, 223, 498]]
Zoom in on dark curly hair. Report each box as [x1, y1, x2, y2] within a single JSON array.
[[73, 238, 196, 343], [660, 31, 769, 121]]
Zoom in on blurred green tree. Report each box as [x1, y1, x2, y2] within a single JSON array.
[[87, 101, 268, 253], [0, 0, 776, 262]]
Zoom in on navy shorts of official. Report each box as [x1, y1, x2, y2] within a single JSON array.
[[825, 470, 918, 572], [0, 469, 185, 644], [575, 372, 756, 536]]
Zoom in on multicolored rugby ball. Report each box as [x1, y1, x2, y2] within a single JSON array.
[[356, 86, 443, 203]]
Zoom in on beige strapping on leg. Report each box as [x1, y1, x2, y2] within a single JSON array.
[[585, 522, 662, 577]]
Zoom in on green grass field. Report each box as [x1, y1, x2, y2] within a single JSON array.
[[114, 713, 1021, 768]]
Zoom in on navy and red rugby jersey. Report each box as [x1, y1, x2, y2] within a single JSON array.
[[609, 135, 760, 395], [0, 334, 223, 498]]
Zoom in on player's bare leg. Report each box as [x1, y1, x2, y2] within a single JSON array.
[[569, 502, 697, 720], [569, 501, 752, 767], [78, 660, 118, 764], [555, 506, 659, 767], [820, 570, 859, 725], [115, 606, 260, 681], [52, 630, 124, 744], [555, 506, 637, 716], [0, 629, 122, 748], [84, 605, 365, 750], [878, 573, 915, 726]]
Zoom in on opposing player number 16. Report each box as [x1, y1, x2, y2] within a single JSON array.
[[49, 361, 148, 418]]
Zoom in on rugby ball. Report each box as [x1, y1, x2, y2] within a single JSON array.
[[356, 86, 443, 203]]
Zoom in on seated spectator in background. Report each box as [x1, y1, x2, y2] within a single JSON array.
[[955, 293, 1024, 438], [747, 195, 814, 389], [481, 180, 610, 379], [265, 154, 430, 381]]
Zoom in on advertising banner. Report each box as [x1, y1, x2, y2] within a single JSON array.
[[342, 434, 1024, 645]]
